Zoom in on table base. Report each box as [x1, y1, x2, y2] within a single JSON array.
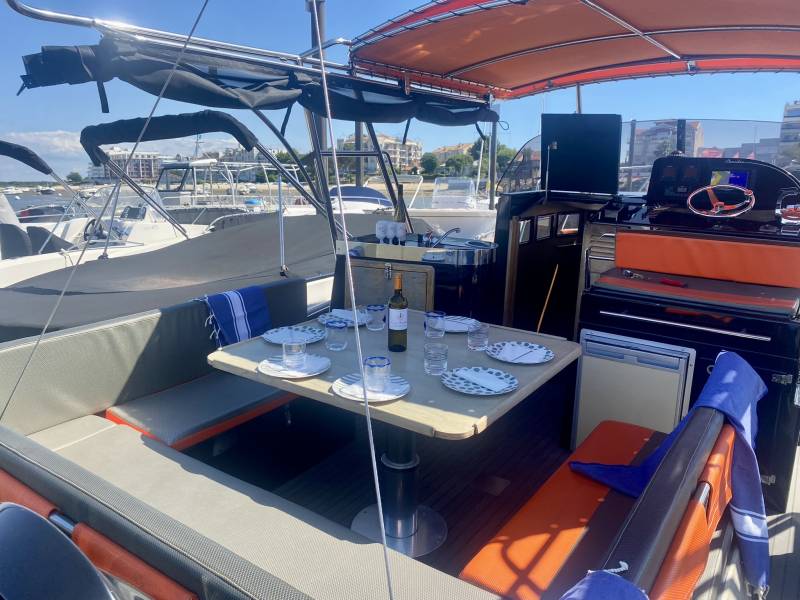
[[351, 504, 447, 558]]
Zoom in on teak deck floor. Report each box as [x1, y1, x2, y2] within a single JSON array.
[[768, 446, 800, 599], [194, 374, 572, 577]]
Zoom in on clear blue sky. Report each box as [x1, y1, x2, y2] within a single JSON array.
[[0, 0, 798, 180]]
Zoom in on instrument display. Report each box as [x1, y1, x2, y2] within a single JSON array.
[[710, 169, 749, 187], [646, 156, 800, 229]]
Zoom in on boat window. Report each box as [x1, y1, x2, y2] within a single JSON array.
[[497, 135, 542, 195], [156, 168, 189, 192], [557, 213, 580, 236], [519, 219, 531, 244], [535, 215, 552, 240]]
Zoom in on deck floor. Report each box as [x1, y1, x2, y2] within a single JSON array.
[[197, 374, 572, 577], [768, 446, 800, 599], [274, 376, 572, 575]]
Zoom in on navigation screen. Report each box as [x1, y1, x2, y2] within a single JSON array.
[[711, 169, 749, 187]]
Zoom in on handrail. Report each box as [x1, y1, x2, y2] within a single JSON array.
[[5, 0, 487, 103]]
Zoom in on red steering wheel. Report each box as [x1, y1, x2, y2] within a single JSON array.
[[686, 183, 756, 218]]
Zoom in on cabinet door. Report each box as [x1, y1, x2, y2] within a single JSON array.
[[345, 260, 434, 312]]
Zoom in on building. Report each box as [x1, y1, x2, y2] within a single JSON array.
[[779, 100, 800, 166], [431, 142, 473, 164], [630, 120, 703, 165], [87, 147, 163, 182], [219, 146, 283, 181], [336, 133, 422, 173]]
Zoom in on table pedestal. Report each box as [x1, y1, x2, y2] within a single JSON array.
[[351, 430, 447, 557]]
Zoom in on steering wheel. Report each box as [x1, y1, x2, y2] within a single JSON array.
[[82, 218, 105, 241], [686, 184, 755, 218]]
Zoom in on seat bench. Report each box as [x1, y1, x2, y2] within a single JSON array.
[[104, 372, 296, 451], [460, 418, 734, 600], [27, 422, 497, 600]]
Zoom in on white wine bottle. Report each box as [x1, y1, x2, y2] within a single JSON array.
[[387, 273, 408, 352]]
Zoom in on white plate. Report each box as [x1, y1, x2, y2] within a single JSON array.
[[318, 309, 368, 328], [441, 367, 518, 396], [257, 354, 331, 379], [486, 341, 555, 365], [443, 315, 479, 333], [262, 325, 325, 345], [332, 373, 410, 403]]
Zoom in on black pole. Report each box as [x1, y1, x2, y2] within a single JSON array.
[[306, 110, 341, 244], [355, 121, 363, 187], [626, 119, 636, 191], [676, 119, 686, 154], [307, 0, 327, 178], [252, 109, 322, 206]]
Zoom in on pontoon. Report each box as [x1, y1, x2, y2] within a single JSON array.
[[0, 1, 797, 599]]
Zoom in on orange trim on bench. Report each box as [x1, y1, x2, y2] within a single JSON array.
[[459, 420, 655, 600], [170, 393, 296, 451], [598, 275, 799, 310], [72, 523, 197, 600], [0, 468, 57, 517], [105, 392, 297, 451], [649, 425, 735, 600], [615, 232, 800, 289]]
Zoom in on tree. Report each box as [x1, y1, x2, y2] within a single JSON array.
[[420, 152, 438, 174], [66, 171, 83, 183], [445, 154, 470, 176], [274, 151, 293, 164], [496, 145, 516, 173]]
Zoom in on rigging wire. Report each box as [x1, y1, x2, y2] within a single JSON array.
[[309, 2, 396, 598], [0, 0, 211, 423]]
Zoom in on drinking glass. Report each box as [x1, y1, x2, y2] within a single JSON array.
[[366, 304, 386, 331], [424, 310, 446, 338], [282, 340, 307, 369], [364, 356, 391, 393], [467, 322, 490, 351], [424, 343, 448, 376], [325, 319, 348, 351]]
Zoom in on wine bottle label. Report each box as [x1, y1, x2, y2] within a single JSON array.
[[388, 308, 408, 330]]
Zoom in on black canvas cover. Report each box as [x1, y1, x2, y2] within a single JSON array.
[[20, 36, 497, 126], [0, 141, 52, 175], [81, 110, 259, 165], [0, 213, 434, 342]]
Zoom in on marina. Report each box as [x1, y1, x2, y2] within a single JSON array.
[[0, 1, 799, 599]]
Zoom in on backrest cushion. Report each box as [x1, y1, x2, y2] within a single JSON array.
[[615, 231, 800, 288], [0, 277, 307, 435], [648, 424, 735, 600], [0, 223, 32, 259]]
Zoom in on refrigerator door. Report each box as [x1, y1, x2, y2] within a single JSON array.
[[573, 330, 696, 447]]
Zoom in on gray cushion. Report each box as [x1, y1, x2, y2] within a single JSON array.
[[0, 276, 308, 436], [42, 424, 498, 600], [106, 372, 292, 447], [28, 415, 115, 451]]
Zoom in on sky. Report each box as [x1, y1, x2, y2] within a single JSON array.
[[0, 0, 798, 180]]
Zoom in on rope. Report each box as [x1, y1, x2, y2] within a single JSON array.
[[0, 0, 211, 423], [310, 3, 395, 598]]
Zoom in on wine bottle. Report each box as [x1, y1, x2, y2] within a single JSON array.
[[387, 273, 408, 352]]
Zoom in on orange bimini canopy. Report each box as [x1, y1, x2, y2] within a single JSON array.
[[350, 0, 800, 99]]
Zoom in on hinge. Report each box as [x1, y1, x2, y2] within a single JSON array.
[[771, 373, 793, 385], [761, 474, 777, 485]]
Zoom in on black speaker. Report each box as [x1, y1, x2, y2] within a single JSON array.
[[541, 113, 622, 196]]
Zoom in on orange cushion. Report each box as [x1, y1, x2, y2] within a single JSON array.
[[649, 425, 735, 600], [615, 232, 800, 289], [459, 420, 655, 600]]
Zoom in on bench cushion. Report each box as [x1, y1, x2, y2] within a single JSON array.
[[28, 416, 116, 451], [615, 231, 800, 289], [36, 423, 498, 600], [459, 420, 659, 600], [105, 372, 295, 450]]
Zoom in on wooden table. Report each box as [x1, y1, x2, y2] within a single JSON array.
[[209, 310, 581, 556]]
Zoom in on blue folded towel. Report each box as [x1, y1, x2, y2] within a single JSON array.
[[203, 286, 271, 347], [570, 351, 769, 595], [559, 571, 647, 600]]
